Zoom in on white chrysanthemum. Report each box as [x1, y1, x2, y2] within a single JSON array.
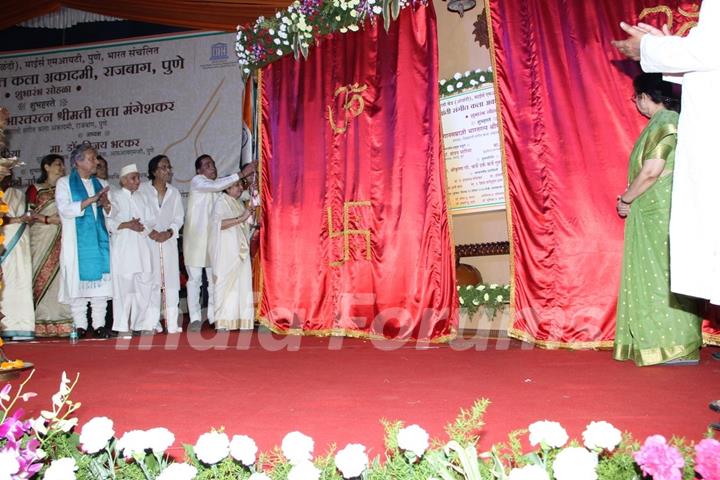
[[146, 427, 175, 455], [117, 430, 150, 458], [80, 417, 115, 454], [0, 451, 19, 477], [282, 431, 315, 465], [528, 421, 568, 448], [476, 284, 485, 291], [552, 447, 598, 480], [453, 72, 462, 80], [582, 421, 622, 452], [508, 464, 549, 480], [288, 460, 321, 480], [447, 85, 454, 93], [496, 295, 504, 302], [44, 458, 77, 480], [194, 432, 230, 465], [372, 5, 383, 13], [397, 424, 429, 458], [335, 443, 369, 478], [230, 434, 258, 466], [156, 462, 198, 480], [248, 473, 271, 480]]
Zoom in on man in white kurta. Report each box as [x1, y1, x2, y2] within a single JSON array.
[[615, 1, 720, 304], [183, 154, 244, 331], [107, 164, 157, 335], [56, 145, 112, 338], [140, 156, 184, 334], [0, 186, 35, 340]]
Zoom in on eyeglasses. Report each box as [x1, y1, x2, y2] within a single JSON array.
[[631, 93, 643, 102]]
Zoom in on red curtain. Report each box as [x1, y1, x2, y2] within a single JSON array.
[[488, 0, 715, 347], [258, 4, 457, 341]]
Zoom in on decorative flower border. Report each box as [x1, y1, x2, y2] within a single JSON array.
[[457, 282, 509, 317], [234, 0, 426, 74], [439, 68, 494, 96], [2, 374, 717, 479]]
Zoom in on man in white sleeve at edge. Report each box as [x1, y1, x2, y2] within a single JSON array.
[[183, 154, 255, 332], [613, 0, 720, 427]]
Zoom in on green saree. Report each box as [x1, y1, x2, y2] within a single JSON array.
[[613, 109, 702, 366]]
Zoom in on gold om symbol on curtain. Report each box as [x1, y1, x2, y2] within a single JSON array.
[[327, 83, 368, 134]]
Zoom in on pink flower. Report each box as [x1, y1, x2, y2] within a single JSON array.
[[633, 435, 684, 480], [694, 438, 720, 480]]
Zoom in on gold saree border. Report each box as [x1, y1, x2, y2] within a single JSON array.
[[703, 331, 720, 346], [613, 341, 700, 366]]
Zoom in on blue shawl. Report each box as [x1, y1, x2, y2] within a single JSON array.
[[69, 168, 109, 282]]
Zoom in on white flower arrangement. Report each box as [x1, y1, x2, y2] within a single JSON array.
[[0, 451, 19, 477], [79, 416, 114, 454], [249, 473, 272, 480], [116, 429, 150, 459], [287, 459, 321, 480], [282, 431, 315, 465], [582, 420, 622, 452], [528, 420, 569, 449], [146, 427, 175, 455], [397, 424, 429, 458], [457, 283, 510, 317], [439, 69, 494, 96], [507, 464, 550, 480], [156, 462, 198, 480], [44, 457, 77, 480], [194, 431, 230, 465], [552, 447, 598, 480], [334, 443, 369, 478], [229, 434, 258, 466]]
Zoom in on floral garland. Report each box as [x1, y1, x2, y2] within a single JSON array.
[[1, 375, 718, 479], [439, 68, 494, 97], [234, 0, 426, 74], [457, 282, 509, 317]]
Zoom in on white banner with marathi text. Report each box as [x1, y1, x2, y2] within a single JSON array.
[[0, 31, 245, 195], [441, 84, 505, 213]]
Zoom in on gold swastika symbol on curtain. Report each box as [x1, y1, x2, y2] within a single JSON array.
[[327, 83, 368, 134], [327, 201, 372, 267]]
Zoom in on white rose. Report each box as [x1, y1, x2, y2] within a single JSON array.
[[248, 473, 271, 480], [230, 434, 258, 466], [582, 421, 622, 452], [552, 447, 598, 480], [80, 417, 115, 454], [528, 421, 568, 449], [335, 443, 369, 478], [0, 451, 20, 477], [508, 464, 549, 480], [282, 431, 314, 465], [453, 72, 462, 80], [156, 462, 198, 480], [44, 458, 77, 480], [397, 424, 429, 458], [146, 427, 175, 454], [447, 85, 454, 93], [372, 5, 383, 13], [117, 430, 150, 458], [288, 460, 321, 480], [194, 432, 229, 465]]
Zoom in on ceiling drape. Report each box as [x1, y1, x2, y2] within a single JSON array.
[[0, 0, 290, 31]]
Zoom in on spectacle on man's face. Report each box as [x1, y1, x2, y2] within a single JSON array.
[[155, 157, 173, 183]]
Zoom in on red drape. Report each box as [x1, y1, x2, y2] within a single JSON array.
[[488, 0, 716, 347], [258, 4, 457, 342]]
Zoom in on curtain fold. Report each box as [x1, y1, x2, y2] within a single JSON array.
[[0, 0, 289, 31], [258, 3, 457, 342], [489, 0, 710, 347]]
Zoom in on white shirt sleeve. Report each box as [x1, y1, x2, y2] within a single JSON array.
[[55, 177, 84, 219], [169, 188, 185, 239], [641, 1, 720, 73], [190, 173, 240, 193]]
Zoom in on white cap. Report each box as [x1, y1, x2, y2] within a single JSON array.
[[119, 163, 138, 178]]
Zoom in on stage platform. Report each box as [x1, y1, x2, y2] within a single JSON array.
[[4, 329, 719, 458]]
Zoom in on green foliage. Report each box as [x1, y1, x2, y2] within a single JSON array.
[[457, 284, 510, 318], [439, 70, 495, 97], [444, 399, 490, 446]]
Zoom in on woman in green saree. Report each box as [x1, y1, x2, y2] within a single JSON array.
[[614, 73, 702, 366]]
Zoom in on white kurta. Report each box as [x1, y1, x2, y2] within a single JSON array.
[[0, 188, 35, 338], [641, 0, 720, 304], [183, 173, 239, 268], [56, 176, 112, 302], [139, 181, 184, 331], [106, 187, 156, 331], [208, 194, 254, 330]]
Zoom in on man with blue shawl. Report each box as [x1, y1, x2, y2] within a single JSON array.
[[55, 143, 112, 339]]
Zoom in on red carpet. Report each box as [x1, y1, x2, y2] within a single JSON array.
[[4, 331, 719, 459]]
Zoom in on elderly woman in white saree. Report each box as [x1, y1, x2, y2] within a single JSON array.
[[208, 181, 254, 331]]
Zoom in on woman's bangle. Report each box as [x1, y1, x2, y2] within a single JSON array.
[[43, 215, 48, 224], [619, 196, 631, 205]]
